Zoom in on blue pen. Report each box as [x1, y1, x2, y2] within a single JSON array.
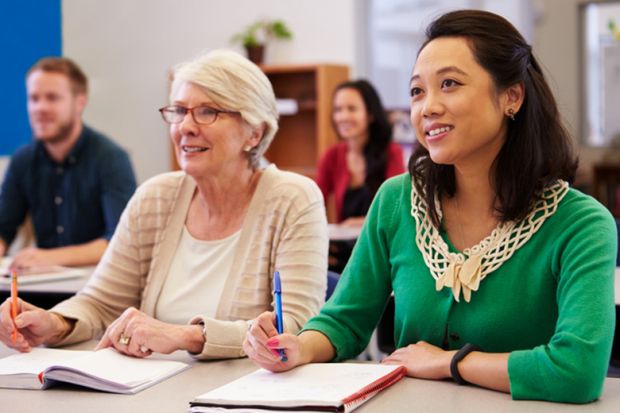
[[273, 271, 287, 362]]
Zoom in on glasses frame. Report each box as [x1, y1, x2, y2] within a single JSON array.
[[158, 105, 239, 125]]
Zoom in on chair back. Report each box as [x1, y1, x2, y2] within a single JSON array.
[[376, 295, 395, 354], [326, 270, 340, 300]]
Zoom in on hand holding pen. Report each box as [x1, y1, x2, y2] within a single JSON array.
[[243, 271, 304, 372], [0, 274, 70, 351]]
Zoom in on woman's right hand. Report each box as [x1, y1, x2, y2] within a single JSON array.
[[243, 311, 305, 372], [0, 297, 68, 351]]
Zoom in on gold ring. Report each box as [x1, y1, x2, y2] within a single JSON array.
[[118, 335, 131, 345]]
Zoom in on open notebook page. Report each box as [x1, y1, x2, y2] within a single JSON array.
[[46, 348, 189, 391], [194, 363, 404, 408], [0, 349, 89, 389], [0, 348, 189, 393]]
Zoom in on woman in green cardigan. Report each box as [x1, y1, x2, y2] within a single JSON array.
[[243, 10, 617, 403]]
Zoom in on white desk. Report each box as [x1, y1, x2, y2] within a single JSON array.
[[0, 266, 93, 294], [615, 267, 619, 305], [0, 342, 619, 412], [0, 274, 90, 294], [327, 223, 362, 241], [0, 267, 93, 309]]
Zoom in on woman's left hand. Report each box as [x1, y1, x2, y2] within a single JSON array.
[[382, 341, 456, 380], [95, 307, 200, 357]]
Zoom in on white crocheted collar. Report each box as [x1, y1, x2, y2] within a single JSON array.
[[410, 180, 569, 303]]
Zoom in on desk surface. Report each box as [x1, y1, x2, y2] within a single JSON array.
[[614, 267, 620, 305], [327, 223, 362, 241], [0, 266, 93, 294], [1, 342, 619, 413]]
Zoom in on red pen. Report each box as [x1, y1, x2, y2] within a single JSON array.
[[10, 270, 18, 344]]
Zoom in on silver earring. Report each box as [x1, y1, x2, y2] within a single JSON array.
[[507, 108, 516, 121]]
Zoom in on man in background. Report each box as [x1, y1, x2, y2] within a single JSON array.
[[0, 57, 136, 268]]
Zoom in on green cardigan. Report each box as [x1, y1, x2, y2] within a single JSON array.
[[303, 174, 617, 403]]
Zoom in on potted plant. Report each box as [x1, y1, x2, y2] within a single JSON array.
[[231, 19, 293, 64]]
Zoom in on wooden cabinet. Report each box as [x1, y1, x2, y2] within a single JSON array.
[[261, 64, 349, 178], [592, 163, 620, 218]]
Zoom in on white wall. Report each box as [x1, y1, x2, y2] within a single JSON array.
[[62, 0, 357, 183], [0, 158, 8, 183], [61, 0, 619, 186], [366, 0, 535, 108]]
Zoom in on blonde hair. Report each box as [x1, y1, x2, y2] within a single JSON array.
[[170, 49, 278, 168]]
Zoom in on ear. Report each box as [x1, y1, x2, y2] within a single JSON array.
[[74, 93, 88, 115], [245, 122, 266, 150], [501, 81, 525, 115]]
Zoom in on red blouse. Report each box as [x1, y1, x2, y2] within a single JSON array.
[[315, 142, 406, 222]]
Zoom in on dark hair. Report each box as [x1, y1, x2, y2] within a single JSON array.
[[27, 57, 88, 95], [409, 9, 578, 227], [333, 79, 393, 196]]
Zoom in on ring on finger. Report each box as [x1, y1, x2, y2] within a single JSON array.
[[118, 334, 131, 346]]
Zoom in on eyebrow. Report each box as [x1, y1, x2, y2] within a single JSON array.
[[410, 66, 469, 82]]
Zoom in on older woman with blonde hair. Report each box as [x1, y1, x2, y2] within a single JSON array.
[[0, 49, 328, 360]]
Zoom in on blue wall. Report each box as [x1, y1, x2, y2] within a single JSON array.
[[0, 0, 62, 155]]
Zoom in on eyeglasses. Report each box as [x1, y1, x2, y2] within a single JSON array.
[[158, 105, 239, 125]]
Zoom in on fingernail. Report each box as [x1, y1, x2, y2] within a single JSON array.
[[266, 338, 279, 347], [14, 319, 23, 328]]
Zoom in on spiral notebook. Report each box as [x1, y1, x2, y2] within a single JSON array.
[[189, 363, 406, 412]]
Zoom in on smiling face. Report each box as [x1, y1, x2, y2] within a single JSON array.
[[27, 70, 85, 144], [170, 81, 259, 179], [410, 37, 510, 170], [332, 87, 370, 145]]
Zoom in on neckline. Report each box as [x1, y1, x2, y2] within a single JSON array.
[[182, 225, 241, 245], [436, 197, 511, 258], [410, 179, 570, 302]]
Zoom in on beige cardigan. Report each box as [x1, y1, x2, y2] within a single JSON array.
[[51, 165, 328, 359]]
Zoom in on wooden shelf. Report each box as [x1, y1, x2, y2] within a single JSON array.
[[263, 64, 350, 176], [593, 163, 620, 218]]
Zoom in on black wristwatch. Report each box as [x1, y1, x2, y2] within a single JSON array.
[[450, 343, 481, 385]]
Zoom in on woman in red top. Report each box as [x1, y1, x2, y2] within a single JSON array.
[[316, 80, 405, 225]]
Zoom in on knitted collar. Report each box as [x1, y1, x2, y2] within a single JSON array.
[[410, 180, 569, 303]]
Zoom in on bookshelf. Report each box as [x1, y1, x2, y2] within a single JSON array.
[[261, 64, 349, 178], [592, 163, 620, 218]]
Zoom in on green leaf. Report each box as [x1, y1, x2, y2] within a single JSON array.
[[230, 18, 293, 46]]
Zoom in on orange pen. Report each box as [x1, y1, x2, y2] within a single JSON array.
[[10, 270, 18, 344]]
